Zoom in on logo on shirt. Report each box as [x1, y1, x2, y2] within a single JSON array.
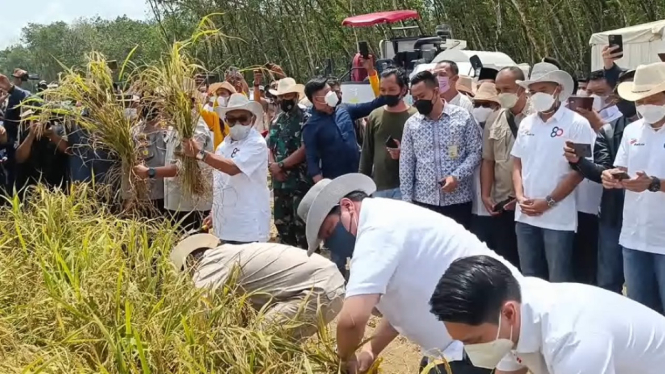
[[629, 138, 645, 146], [230, 148, 240, 158], [520, 129, 534, 136], [550, 126, 564, 138]]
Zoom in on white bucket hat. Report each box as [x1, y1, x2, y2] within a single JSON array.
[[170, 233, 221, 271], [214, 93, 264, 120], [517, 62, 574, 101], [297, 173, 377, 256], [617, 62, 665, 102], [269, 77, 305, 97]]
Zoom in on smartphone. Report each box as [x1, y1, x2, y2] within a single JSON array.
[[659, 53, 665, 62], [570, 142, 592, 158], [470, 55, 483, 71], [492, 196, 516, 213], [608, 34, 623, 58], [358, 41, 370, 59], [567, 96, 594, 111], [385, 136, 398, 149], [612, 171, 630, 181]]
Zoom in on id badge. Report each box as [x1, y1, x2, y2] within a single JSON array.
[[448, 145, 459, 159]]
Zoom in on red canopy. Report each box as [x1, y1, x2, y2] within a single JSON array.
[[342, 10, 420, 27]]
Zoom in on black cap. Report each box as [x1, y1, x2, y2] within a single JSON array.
[[618, 69, 635, 82], [541, 57, 562, 70], [478, 67, 498, 81]]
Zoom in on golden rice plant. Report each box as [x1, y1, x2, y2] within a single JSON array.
[[0, 185, 363, 373]]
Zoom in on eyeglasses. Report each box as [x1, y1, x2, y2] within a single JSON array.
[[226, 115, 249, 123]]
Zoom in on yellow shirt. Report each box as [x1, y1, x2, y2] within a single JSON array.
[[198, 105, 229, 149]]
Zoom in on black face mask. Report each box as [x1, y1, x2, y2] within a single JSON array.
[[414, 97, 435, 115], [616, 99, 636, 119], [384, 94, 401, 107], [280, 99, 296, 113]]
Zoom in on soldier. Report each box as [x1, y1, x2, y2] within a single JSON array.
[[268, 78, 311, 248]]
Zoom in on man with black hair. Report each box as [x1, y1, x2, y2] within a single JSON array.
[[0, 73, 31, 191], [359, 67, 416, 200], [298, 173, 517, 374], [302, 57, 385, 184], [433, 60, 474, 112], [400, 70, 482, 229], [429, 255, 665, 374]]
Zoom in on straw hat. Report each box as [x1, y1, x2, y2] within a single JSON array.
[[170, 233, 221, 271], [208, 81, 237, 96], [269, 77, 304, 97], [617, 62, 665, 101], [457, 75, 475, 97], [517, 62, 574, 101], [473, 82, 500, 105], [12, 68, 27, 78], [214, 93, 264, 120], [297, 173, 377, 256]]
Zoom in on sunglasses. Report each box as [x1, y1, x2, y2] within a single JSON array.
[[226, 115, 250, 123]]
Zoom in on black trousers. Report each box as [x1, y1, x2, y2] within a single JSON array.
[[419, 356, 492, 374], [414, 201, 472, 230], [573, 212, 599, 285], [167, 209, 210, 233], [492, 210, 521, 270]]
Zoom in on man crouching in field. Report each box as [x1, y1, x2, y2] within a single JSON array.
[[171, 233, 345, 339]]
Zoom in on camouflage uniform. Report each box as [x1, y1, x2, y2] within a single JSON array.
[[268, 105, 312, 249]]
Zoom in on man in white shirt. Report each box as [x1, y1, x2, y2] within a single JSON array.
[[429, 255, 665, 374], [171, 233, 345, 340], [297, 173, 520, 374], [433, 60, 474, 112], [602, 62, 665, 314], [183, 94, 270, 243], [511, 62, 595, 282]]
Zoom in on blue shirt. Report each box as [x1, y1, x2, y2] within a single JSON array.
[[68, 125, 116, 183], [302, 97, 385, 179], [5, 85, 31, 141]]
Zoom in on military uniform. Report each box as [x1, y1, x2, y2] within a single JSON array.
[[268, 105, 311, 249]]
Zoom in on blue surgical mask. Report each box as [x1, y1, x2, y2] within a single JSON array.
[[324, 221, 356, 262]]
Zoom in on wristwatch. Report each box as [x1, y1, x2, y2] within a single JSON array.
[[545, 195, 557, 208], [147, 168, 157, 179], [196, 150, 207, 161], [277, 161, 285, 169], [648, 177, 661, 192]]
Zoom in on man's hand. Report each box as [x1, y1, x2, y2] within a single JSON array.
[[313, 174, 323, 183], [361, 55, 376, 75], [386, 139, 400, 160], [563, 141, 580, 164], [203, 214, 213, 228], [521, 198, 549, 216], [601, 168, 625, 189], [133, 164, 149, 179], [268, 161, 282, 176], [181, 138, 201, 158], [481, 195, 500, 216], [574, 108, 605, 132], [0, 74, 11, 92], [440, 176, 458, 193], [356, 349, 376, 373], [622, 171, 652, 193], [602, 45, 623, 69]]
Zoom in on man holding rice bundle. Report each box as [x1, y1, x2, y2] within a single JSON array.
[[170, 233, 345, 340]]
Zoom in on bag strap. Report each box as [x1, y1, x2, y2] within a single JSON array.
[[504, 109, 518, 138]]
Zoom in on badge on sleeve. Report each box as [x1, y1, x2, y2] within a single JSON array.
[[448, 145, 459, 159]]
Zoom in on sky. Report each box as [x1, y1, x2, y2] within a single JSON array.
[[0, 0, 150, 49]]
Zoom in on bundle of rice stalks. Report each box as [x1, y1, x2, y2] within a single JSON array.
[[0, 185, 361, 373], [139, 15, 225, 197]]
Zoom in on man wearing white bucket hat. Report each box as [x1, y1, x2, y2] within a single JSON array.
[[510, 62, 595, 282], [183, 93, 270, 244], [297, 173, 521, 374], [602, 62, 665, 314], [267, 77, 311, 249]]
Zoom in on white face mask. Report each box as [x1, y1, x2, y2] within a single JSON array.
[[497, 93, 519, 109], [576, 89, 588, 97], [229, 123, 252, 140], [636, 104, 665, 124], [472, 107, 494, 124], [591, 94, 607, 112], [123, 108, 138, 120], [465, 313, 515, 369], [530, 92, 556, 113], [324, 91, 339, 107], [216, 96, 228, 107]]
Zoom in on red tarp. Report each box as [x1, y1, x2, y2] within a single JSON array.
[[342, 10, 420, 27]]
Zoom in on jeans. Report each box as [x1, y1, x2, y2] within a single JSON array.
[[597, 223, 624, 293], [573, 212, 599, 285], [623, 247, 665, 314], [324, 223, 355, 279], [373, 187, 402, 200], [515, 222, 575, 282]]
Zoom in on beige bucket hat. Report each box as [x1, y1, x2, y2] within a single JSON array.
[[473, 82, 500, 105], [170, 233, 221, 271], [269, 77, 305, 97], [517, 62, 574, 101], [214, 93, 264, 120], [297, 173, 377, 256], [617, 62, 665, 102]]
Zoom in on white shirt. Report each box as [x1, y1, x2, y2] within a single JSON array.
[[212, 129, 270, 242], [497, 277, 665, 374], [614, 119, 665, 255], [575, 133, 603, 215], [345, 198, 521, 361], [449, 92, 474, 113], [511, 106, 595, 231], [164, 119, 214, 212]]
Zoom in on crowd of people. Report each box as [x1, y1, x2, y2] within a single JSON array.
[[2, 41, 665, 374]]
